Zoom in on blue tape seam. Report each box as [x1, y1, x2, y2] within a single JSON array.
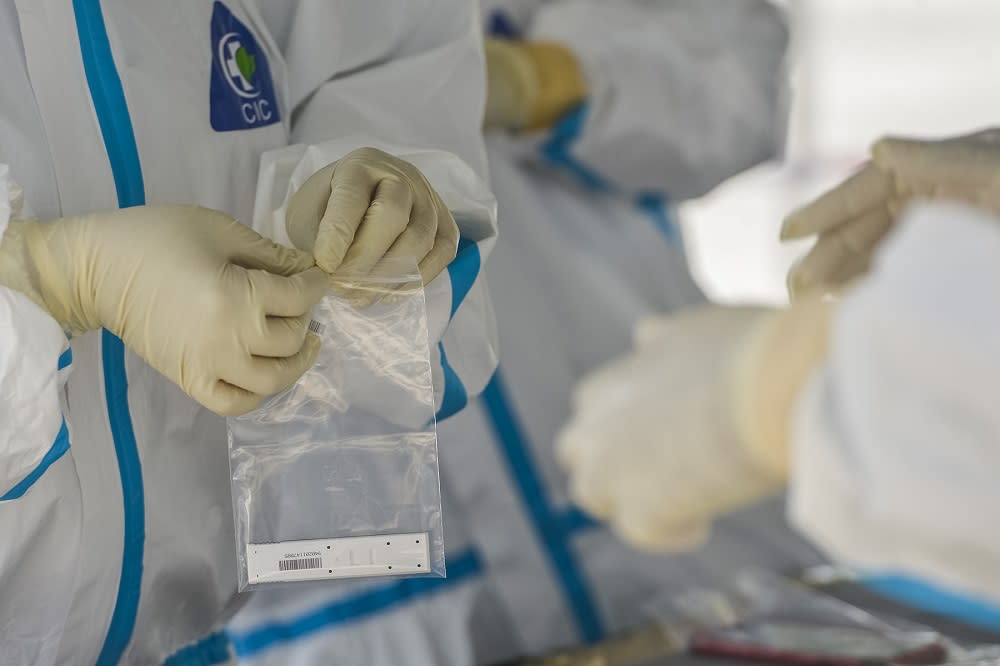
[[228, 548, 483, 657], [482, 371, 606, 643], [72, 2, 148, 663], [162, 631, 231, 666], [540, 104, 677, 242], [864, 575, 1000, 632], [0, 420, 71, 502]]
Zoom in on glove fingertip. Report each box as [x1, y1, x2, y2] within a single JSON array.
[[205, 382, 262, 417], [787, 266, 812, 301], [779, 214, 808, 241], [305, 331, 322, 358], [315, 245, 345, 274], [288, 247, 317, 272]]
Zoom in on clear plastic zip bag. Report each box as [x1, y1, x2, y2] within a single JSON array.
[[228, 258, 444, 591]]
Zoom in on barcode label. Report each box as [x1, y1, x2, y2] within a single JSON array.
[[247, 534, 430, 585], [278, 557, 322, 572], [308, 320, 325, 336]]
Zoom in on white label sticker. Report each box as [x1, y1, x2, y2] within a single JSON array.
[[247, 532, 430, 584]]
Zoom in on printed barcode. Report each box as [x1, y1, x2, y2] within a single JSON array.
[[308, 320, 325, 335], [278, 557, 323, 572]]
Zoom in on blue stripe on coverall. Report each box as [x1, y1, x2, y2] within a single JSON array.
[[864, 574, 1000, 632], [474, 102, 689, 645], [228, 548, 485, 658], [0, 419, 71, 502], [540, 104, 678, 242], [72, 1, 147, 663], [163, 632, 231, 666], [58, 347, 73, 370], [436, 236, 482, 420], [0, 350, 73, 502], [481, 371, 606, 643]]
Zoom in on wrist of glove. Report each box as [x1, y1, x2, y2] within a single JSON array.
[[557, 300, 834, 553], [730, 298, 837, 477], [285, 147, 459, 286], [782, 128, 1000, 300], [1, 217, 102, 335], [483, 38, 588, 132]]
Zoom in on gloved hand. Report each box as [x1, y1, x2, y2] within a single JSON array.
[[782, 128, 1000, 299], [556, 301, 834, 552], [0, 205, 329, 416], [284, 147, 459, 285], [483, 37, 588, 132]]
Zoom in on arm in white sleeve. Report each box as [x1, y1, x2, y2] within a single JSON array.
[[527, 0, 789, 200], [788, 201, 1000, 604], [252, 0, 498, 417], [0, 164, 70, 498]]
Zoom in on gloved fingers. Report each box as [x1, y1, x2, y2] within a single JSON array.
[[933, 182, 1000, 214], [223, 332, 321, 398], [248, 313, 311, 358], [612, 509, 710, 553], [241, 266, 330, 317], [314, 162, 378, 273], [825, 252, 871, 293], [801, 209, 888, 298], [285, 163, 336, 254], [413, 210, 459, 285], [194, 380, 263, 417], [793, 204, 891, 297], [873, 136, 1000, 189], [337, 176, 415, 275], [222, 216, 317, 276], [786, 207, 889, 299], [838, 204, 894, 253], [781, 164, 891, 240], [872, 133, 1000, 197]]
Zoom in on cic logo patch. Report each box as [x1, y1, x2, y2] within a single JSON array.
[[210, 1, 280, 131]]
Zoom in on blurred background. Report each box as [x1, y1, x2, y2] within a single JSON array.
[[683, 0, 1000, 304]]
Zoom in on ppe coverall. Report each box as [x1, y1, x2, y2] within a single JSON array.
[[0, 1, 497, 663], [791, 201, 1000, 626], [228, 1, 826, 664]]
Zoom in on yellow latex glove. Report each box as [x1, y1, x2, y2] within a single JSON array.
[[556, 300, 834, 552], [782, 128, 1000, 299], [483, 38, 588, 132], [285, 148, 459, 285], [0, 205, 328, 415]]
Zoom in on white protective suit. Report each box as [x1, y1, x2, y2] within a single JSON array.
[[227, 2, 827, 664], [789, 201, 1000, 629], [0, 1, 497, 664]]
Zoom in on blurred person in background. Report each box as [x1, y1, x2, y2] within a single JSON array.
[[559, 129, 1000, 633], [229, 1, 831, 664]]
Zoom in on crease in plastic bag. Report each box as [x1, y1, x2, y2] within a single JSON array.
[[228, 258, 444, 591]]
